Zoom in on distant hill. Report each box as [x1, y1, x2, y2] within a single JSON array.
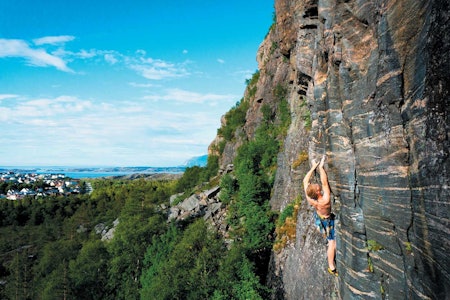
[[182, 154, 208, 167]]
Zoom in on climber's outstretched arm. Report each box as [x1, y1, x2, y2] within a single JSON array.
[[318, 155, 330, 201], [303, 159, 320, 204], [303, 160, 319, 191]]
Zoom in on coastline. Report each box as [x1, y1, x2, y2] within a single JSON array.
[[0, 166, 186, 179]]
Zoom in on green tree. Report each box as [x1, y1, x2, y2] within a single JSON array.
[[175, 155, 219, 194], [69, 240, 110, 299], [233, 140, 275, 252], [107, 211, 165, 299], [175, 166, 203, 192], [217, 99, 249, 141], [33, 240, 80, 300], [219, 173, 237, 204], [213, 245, 268, 300], [3, 247, 35, 300], [140, 224, 180, 299], [140, 220, 224, 300]]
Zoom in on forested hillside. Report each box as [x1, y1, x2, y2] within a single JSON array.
[[0, 143, 283, 299], [0, 177, 177, 299]]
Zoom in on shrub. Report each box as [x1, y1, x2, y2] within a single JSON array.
[[175, 155, 219, 193], [367, 239, 384, 252], [270, 41, 278, 55], [292, 151, 308, 169], [246, 70, 260, 99], [217, 99, 249, 142], [219, 173, 237, 205], [245, 70, 260, 87], [273, 195, 301, 252]]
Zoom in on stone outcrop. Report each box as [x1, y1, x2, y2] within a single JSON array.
[[209, 0, 449, 299], [96, 218, 120, 241], [167, 186, 228, 236]]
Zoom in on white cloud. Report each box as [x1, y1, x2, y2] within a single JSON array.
[[56, 48, 122, 65], [126, 55, 191, 80], [136, 49, 146, 56], [8, 96, 93, 119], [75, 49, 99, 59], [1, 37, 194, 80], [182, 49, 188, 54], [0, 94, 19, 101], [143, 88, 237, 104], [128, 82, 157, 88], [129, 62, 189, 80], [0, 92, 228, 166], [0, 38, 73, 72], [0, 107, 12, 122], [33, 35, 75, 46], [217, 58, 225, 64], [104, 53, 118, 64]]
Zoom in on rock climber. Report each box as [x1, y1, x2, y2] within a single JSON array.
[[303, 155, 338, 276]]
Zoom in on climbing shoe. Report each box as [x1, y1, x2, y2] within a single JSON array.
[[328, 268, 339, 277]]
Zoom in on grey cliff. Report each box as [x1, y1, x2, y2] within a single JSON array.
[[209, 0, 449, 299]]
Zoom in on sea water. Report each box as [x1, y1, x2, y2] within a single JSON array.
[[0, 166, 183, 179], [43, 171, 135, 179]]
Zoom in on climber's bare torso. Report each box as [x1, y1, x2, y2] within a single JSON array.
[[312, 193, 331, 218]]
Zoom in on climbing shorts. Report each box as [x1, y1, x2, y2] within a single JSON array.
[[314, 212, 335, 241]]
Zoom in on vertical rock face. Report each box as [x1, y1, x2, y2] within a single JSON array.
[[212, 0, 449, 299], [265, 0, 449, 299]]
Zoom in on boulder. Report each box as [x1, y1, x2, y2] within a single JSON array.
[[178, 194, 200, 212], [168, 207, 180, 221], [203, 186, 220, 200]]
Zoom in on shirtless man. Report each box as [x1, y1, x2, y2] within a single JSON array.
[[303, 155, 338, 276]]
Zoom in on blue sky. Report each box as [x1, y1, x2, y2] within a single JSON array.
[[0, 0, 273, 167]]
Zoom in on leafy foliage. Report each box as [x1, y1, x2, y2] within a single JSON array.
[[215, 81, 292, 297], [270, 41, 278, 55], [69, 240, 109, 299], [246, 70, 260, 99], [367, 239, 384, 252], [217, 70, 262, 143], [175, 155, 219, 192], [232, 136, 276, 251], [140, 224, 180, 299], [274, 196, 301, 252], [245, 69, 260, 87], [140, 221, 270, 300], [0, 178, 176, 300], [140, 219, 224, 299], [217, 99, 249, 141], [292, 151, 309, 169], [212, 245, 268, 300], [273, 84, 291, 138], [219, 173, 237, 205]]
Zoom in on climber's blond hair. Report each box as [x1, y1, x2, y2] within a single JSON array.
[[306, 183, 321, 200]]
